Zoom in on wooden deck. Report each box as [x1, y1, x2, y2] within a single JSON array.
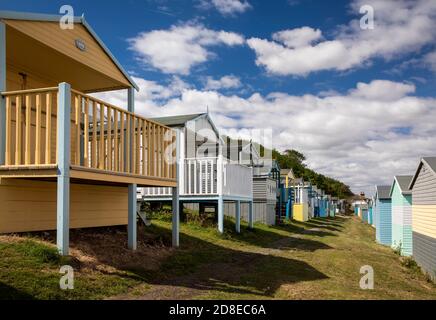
[[0, 87, 177, 188]]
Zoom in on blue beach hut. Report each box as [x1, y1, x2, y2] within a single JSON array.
[[374, 185, 392, 246]]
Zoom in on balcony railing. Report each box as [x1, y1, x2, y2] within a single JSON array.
[[1, 86, 176, 181], [142, 156, 253, 198]]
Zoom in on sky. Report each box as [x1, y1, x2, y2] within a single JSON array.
[[1, 0, 436, 196]]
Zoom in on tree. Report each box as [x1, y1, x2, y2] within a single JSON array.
[[273, 149, 353, 198]]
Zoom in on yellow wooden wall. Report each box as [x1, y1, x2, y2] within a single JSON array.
[[293, 204, 309, 222], [0, 179, 128, 233], [412, 205, 436, 239], [4, 19, 131, 89]]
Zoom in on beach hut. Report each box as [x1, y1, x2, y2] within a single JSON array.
[[293, 183, 309, 222], [390, 175, 413, 256], [362, 205, 369, 223], [313, 187, 320, 217], [141, 113, 254, 233], [374, 185, 392, 246], [319, 193, 329, 218], [368, 199, 374, 225], [409, 157, 436, 282], [250, 159, 280, 225], [0, 10, 178, 255]]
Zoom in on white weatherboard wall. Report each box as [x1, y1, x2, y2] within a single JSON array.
[[391, 179, 413, 256]]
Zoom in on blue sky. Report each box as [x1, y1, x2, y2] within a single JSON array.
[[1, 0, 436, 194], [3, 0, 434, 97]]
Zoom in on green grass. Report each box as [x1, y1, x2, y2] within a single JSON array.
[[0, 238, 141, 300], [1, 214, 435, 300]]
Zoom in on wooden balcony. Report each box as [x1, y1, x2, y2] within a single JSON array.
[[0, 85, 177, 187], [142, 156, 253, 200]]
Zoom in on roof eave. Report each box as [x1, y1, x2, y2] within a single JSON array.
[[0, 10, 139, 91], [0, 10, 82, 23]]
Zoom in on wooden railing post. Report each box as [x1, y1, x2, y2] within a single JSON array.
[[57, 82, 71, 256], [0, 21, 6, 165], [172, 129, 180, 247], [127, 87, 136, 250], [217, 155, 224, 196]]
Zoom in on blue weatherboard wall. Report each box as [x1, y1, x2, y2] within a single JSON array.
[[368, 207, 373, 225], [319, 199, 328, 217], [362, 209, 368, 223], [376, 199, 392, 246], [354, 206, 358, 216]]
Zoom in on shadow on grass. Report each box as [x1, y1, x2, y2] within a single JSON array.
[[134, 224, 329, 297], [0, 282, 35, 300], [221, 221, 334, 252], [8, 215, 333, 299]]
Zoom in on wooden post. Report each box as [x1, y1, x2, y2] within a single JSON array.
[[0, 22, 6, 165], [128, 183, 137, 250], [218, 196, 224, 233], [235, 200, 241, 233], [127, 87, 136, 250], [248, 200, 254, 229], [57, 83, 71, 256], [172, 129, 180, 247]]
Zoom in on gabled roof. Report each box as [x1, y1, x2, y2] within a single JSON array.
[[0, 10, 138, 90], [389, 175, 413, 197], [409, 157, 436, 190], [375, 185, 391, 200], [280, 168, 295, 179], [151, 113, 206, 127]]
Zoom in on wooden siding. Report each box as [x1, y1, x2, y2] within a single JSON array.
[[4, 19, 131, 88], [0, 179, 128, 233], [293, 203, 308, 222], [375, 199, 392, 246], [391, 180, 413, 256], [412, 162, 436, 205], [319, 200, 328, 218], [412, 231, 436, 283], [253, 177, 276, 202], [412, 205, 436, 239]]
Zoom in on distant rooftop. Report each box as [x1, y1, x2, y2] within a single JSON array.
[[394, 175, 413, 194], [151, 113, 206, 127], [376, 185, 391, 199]]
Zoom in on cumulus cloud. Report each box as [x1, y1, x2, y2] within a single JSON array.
[[349, 80, 416, 101], [247, 0, 436, 76], [204, 75, 242, 90], [99, 78, 436, 195], [272, 27, 322, 48], [198, 0, 252, 16], [424, 50, 436, 72], [129, 23, 244, 75]]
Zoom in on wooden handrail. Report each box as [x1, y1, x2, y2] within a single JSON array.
[[71, 89, 172, 130], [1, 87, 58, 96]]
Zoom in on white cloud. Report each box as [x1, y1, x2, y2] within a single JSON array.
[[349, 80, 415, 101], [424, 50, 436, 72], [204, 75, 242, 90], [129, 23, 244, 75], [272, 27, 322, 48], [98, 78, 436, 196], [247, 0, 436, 76], [199, 0, 252, 16]]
